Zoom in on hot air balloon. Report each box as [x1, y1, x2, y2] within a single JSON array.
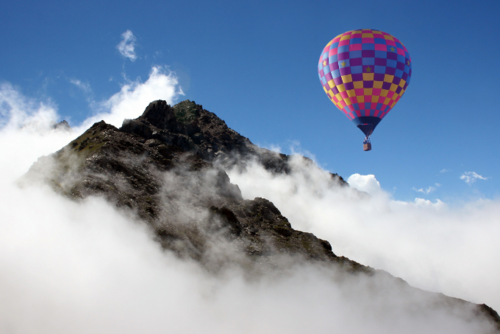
[[318, 29, 412, 151]]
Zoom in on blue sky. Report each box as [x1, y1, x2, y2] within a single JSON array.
[[1, 0, 499, 202]]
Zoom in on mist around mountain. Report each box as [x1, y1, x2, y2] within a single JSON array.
[[1, 75, 500, 333]]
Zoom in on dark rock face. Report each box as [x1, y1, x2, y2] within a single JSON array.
[[26, 100, 346, 266], [24, 100, 500, 331]]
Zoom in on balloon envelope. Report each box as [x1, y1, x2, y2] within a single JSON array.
[[318, 29, 412, 137]]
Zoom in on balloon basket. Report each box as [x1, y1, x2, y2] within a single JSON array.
[[363, 143, 372, 151]]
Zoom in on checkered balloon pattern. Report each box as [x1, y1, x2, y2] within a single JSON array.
[[318, 29, 412, 137]]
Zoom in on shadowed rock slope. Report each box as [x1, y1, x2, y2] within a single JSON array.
[[25, 100, 500, 331]]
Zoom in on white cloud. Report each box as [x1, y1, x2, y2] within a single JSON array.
[[0, 82, 59, 132], [117, 30, 137, 61], [440, 169, 450, 173], [79, 66, 183, 130], [347, 173, 385, 197], [460, 171, 488, 185]]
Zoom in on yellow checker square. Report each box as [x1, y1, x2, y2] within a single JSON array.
[[346, 89, 356, 97], [340, 35, 351, 40], [364, 88, 373, 95], [380, 89, 389, 97], [363, 73, 374, 81], [326, 41, 333, 47], [399, 89, 406, 96], [352, 30, 362, 34], [328, 90, 335, 98], [337, 84, 346, 92], [399, 79, 406, 87], [384, 35, 394, 41], [345, 99, 352, 106], [373, 81, 383, 89], [362, 33, 373, 38], [353, 81, 363, 89], [384, 97, 391, 105], [390, 84, 398, 92], [390, 101, 397, 108], [341, 74, 352, 83], [323, 86, 328, 93], [384, 74, 394, 83], [357, 96, 364, 103], [328, 79, 335, 88], [335, 93, 342, 101]]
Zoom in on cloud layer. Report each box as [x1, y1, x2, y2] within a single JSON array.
[[228, 157, 500, 312]]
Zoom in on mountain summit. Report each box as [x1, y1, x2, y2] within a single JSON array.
[[25, 100, 500, 331]]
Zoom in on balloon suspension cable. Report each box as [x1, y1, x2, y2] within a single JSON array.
[[363, 136, 371, 144]]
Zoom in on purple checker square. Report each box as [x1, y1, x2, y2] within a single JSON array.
[[402, 72, 408, 81], [362, 50, 375, 58], [387, 52, 397, 60], [352, 73, 363, 82], [331, 62, 339, 70], [332, 86, 339, 94], [339, 67, 351, 75], [350, 58, 362, 66], [334, 77, 343, 85], [344, 82, 354, 90], [385, 67, 396, 75], [396, 62, 405, 70], [325, 72, 333, 81], [363, 81, 373, 88], [393, 77, 401, 85], [375, 58, 387, 66], [338, 52, 349, 60], [374, 73, 384, 81], [395, 86, 402, 94], [382, 82, 391, 90]]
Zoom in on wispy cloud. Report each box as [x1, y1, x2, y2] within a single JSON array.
[[70, 79, 91, 94], [117, 30, 137, 61], [413, 186, 436, 194], [440, 169, 450, 173], [460, 171, 488, 185], [413, 183, 440, 194]]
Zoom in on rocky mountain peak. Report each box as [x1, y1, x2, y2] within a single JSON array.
[[23, 100, 500, 331]]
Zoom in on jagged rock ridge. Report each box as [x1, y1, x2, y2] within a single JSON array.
[[25, 100, 500, 331]]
